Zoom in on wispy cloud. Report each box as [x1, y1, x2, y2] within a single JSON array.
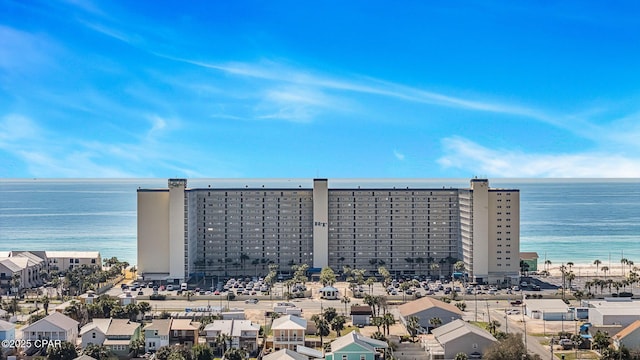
[[166, 57, 566, 124], [438, 137, 640, 177], [78, 20, 141, 45], [0, 26, 58, 74], [394, 150, 405, 161], [0, 113, 191, 178]]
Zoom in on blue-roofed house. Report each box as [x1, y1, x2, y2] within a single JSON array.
[[324, 331, 388, 360]]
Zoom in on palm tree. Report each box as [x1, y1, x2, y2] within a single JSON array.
[[215, 333, 232, 355], [429, 317, 442, 330], [488, 320, 501, 335], [382, 313, 395, 336], [311, 314, 330, 348], [371, 316, 384, 333], [130, 338, 145, 358], [340, 295, 351, 315], [224, 348, 246, 360], [11, 273, 21, 298], [430, 263, 440, 279], [42, 295, 50, 315], [621, 258, 629, 277], [406, 315, 420, 341], [251, 258, 260, 277], [415, 257, 425, 274], [239, 253, 250, 275], [544, 259, 552, 274], [594, 259, 602, 275], [365, 277, 376, 295], [566, 272, 576, 292], [125, 303, 140, 321], [331, 315, 347, 336], [138, 301, 152, 319], [601, 266, 610, 279]]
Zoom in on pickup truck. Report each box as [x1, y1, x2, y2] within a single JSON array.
[[510, 300, 523, 306]]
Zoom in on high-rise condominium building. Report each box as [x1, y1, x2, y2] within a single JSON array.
[[137, 178, 519, 284]]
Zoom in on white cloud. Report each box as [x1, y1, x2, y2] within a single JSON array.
[[0, 26, 58, 74], [167, 57, 565, 125], [438, 137, 640, 177], [148, 115, 167, 133], [394, 150, 405, 161], [0, 113, 191, 178]]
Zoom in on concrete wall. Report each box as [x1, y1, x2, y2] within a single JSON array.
[[137, 190, 170, 278], [168, 180, 187, 282], [312, 179, 329, 269]]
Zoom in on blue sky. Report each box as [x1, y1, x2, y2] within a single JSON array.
[[1, 1, 640, 178]]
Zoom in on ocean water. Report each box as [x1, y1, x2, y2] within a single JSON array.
[[1, 178, 639, 267]]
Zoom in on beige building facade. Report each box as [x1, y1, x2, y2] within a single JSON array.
[[137, 178, 519, 284]]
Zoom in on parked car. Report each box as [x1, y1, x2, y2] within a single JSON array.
[[245, 298, 259, 304]]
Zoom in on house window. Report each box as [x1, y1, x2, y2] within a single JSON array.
[[92, 332, 96, 338], [360, 355, 366, 360], [473, 343, 478, 349], [342, 356, 348, 360]]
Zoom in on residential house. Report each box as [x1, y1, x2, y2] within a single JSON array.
[[398, 297, 463, 331], [0, 319, 16, 341], [263, 348, 308, 360], [204, 320, 260, 354], [170, 319, 199, 347], [144, 319, 171, 353], [80, 318, 142, 357], [74, 356, 98, 360], [613, 320, 640, 351], [271, 315, 307, 351], [103, 319, 142, 356], [21, 312, 79, 342], [80, 318, 111, 347], [0, 256, 45, 291], [324, 331, 388, 360], [350, 305, 373, 326], [45, 251, 101, 272], [426, 319, 497, 360], [520, 252, 539, 272]]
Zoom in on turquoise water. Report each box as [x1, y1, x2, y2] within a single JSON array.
[[1, 178, 639, 266]]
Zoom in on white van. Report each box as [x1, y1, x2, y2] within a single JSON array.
[[181, 283, 188, 291]]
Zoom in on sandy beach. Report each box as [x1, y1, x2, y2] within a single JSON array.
[[545, 262, 633, 278]]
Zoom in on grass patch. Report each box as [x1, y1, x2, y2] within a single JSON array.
[[553, 351, 599, 359]]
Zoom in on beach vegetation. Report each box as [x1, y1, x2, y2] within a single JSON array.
[[46, 341, 78, 360], [405, 315, 420, 341], [319, 266, 336, 286]]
